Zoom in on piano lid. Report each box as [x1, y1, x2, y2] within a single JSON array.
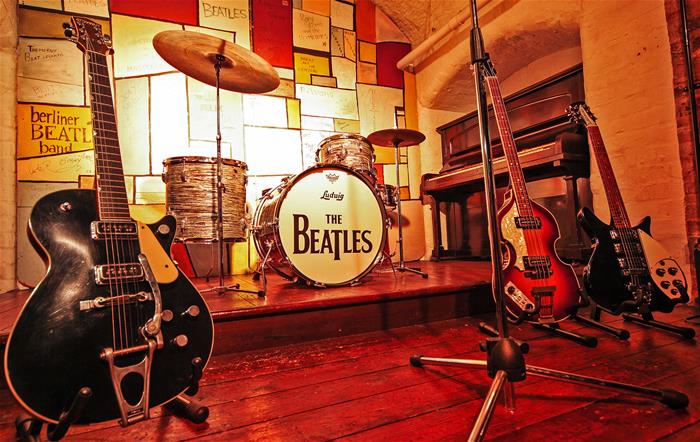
[[435, 65, 585, 174]]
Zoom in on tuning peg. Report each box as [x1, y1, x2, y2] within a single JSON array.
[[102, 34, 112, 46], [63, 23, 75, 38]]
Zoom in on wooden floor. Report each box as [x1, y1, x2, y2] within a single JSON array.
[[1, 304, 699, 440]]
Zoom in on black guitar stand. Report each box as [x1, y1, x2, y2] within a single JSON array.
[[409, 3, 689, 440], [616, 305, 696, 339], [15, 358, 209, 441]]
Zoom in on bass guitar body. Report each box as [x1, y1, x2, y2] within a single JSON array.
[[579, 207, 688, 314], [499, 194, 581, 323], [4, 189, 214, 424]]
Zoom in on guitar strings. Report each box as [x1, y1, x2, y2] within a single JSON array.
[[87, 40, 131, 350]]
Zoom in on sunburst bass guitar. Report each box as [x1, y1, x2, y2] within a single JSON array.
[[482, 61, 582, 323], [4, 17, 214, 427], [568, 102, 688, 314]]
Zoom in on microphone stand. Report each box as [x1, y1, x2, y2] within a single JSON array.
[[409, 1, 688, 440]]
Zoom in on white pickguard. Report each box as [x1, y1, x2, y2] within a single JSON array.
[[638, 231, 687, 299], [500, 201, 527, 271]]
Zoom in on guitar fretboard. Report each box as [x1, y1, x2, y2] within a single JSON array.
[[586, 125, 631, 228], [85, 50, 130, 221]]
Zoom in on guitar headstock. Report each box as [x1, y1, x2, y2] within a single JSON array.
[[567, 102, 597, 126], [64, 16, 113, 55]]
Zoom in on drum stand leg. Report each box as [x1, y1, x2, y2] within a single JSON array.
[[391, 139, 428, 279], [200, 55, 263, 298]]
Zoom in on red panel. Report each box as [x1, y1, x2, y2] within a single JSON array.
[[170, 241, 196, 278], [374, 164, 384, 184], [376, 42, 410, 88], [252, 0, 293, 68], [109, 0, 198, 25], [356, 0, 376, 43]]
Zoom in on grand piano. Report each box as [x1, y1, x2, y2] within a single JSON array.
[[421, 65, 591, 262]]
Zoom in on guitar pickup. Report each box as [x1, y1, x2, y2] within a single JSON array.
[[91, 221, 138, 240], [94, 263, 145, 285], [522, 256, 552, 279], [514, 216, 541, 229]]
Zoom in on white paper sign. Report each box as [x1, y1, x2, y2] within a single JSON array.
[[112, 14, 181, 78], [293, 8, 330, 52], [296, 84, 358, 120]]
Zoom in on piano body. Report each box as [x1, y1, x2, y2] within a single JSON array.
[[421, 65, 591, 262]]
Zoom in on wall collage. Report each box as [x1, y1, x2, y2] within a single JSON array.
[[15, 0, 425, 285]]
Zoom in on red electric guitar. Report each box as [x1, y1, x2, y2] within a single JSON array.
[[483, 62, 582, 323]]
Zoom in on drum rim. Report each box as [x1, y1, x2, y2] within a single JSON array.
[[253, 164, 388, 287], [163, 155, 248, 169], [318, 133, 373, 150]]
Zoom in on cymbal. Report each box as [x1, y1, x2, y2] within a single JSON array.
[[153, 30, 280, 94], [367, 128, 426, 147]]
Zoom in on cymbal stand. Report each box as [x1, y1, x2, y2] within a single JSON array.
[[200, 54, 261, 297], [392, 140, 428, 278], [409, 2, 688, 440]]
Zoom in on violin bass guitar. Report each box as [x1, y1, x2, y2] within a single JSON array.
[[4, 17, 214, 426], [568, 103, 689, 314]]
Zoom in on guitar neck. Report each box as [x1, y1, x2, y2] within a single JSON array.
[[585, 125, 631, 228], [484, 75, 532, 212], [85, 50, 130, 221]]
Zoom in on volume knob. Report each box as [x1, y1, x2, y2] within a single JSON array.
[[668, 267, 679, 275], [655, 268, 666, 276], [172, 334, 188, 348], [182, 305, 201, 318]]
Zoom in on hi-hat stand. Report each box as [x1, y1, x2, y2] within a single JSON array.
[[368, 128, 428, 278], [409, 2, 688, 440]]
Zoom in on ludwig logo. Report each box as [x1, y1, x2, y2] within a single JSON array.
[[326, 173, 339, 183], [321, 190, 344, 201]]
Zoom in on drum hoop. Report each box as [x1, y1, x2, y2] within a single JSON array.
[[163, 156, 248, 169], [274, 164, 388, 286], [318, 134, 374, 151]]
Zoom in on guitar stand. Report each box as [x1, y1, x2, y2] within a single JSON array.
[[621, 308, 696, 339], [16, 358, 210, 441]]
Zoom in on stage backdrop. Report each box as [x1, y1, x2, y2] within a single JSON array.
[[15, 0, 425, 286]]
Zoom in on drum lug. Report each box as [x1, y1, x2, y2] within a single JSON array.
[[312, 281, 326, 289]]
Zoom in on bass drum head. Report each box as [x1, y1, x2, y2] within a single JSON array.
[[277, 165, 386, 285]]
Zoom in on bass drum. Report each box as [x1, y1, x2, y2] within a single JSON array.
[[254, 165, 387, 286]]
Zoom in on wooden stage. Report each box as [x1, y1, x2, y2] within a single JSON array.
[[1, 261, 699, 440]]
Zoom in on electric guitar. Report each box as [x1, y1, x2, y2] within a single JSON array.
[[482, 63, 582, 323], [568, 102, 689, 314], [4, 17, 214, 426]]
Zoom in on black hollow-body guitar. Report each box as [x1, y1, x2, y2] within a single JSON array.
[[4, 17, 214, 426], [568, 103, 689, 314]]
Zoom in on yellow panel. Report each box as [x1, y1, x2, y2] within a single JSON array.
[[79, 175, 94, 189], [332, 56, 356, 89], [243, 95, 289, 128], [287, 98, 301, 129], [134, 176, 166, 205], [263, 78, 296, 98], [374, 146, 395, 164], [311, 75, 337, 87], [403, 72, 418, 130], [17, 150, 94, 182], [294, 52, 330, 84], [17, 104, 93, 159], [398, 186, 410, 200], [19, 0, 60, 10], [358, 41, 376, 63], [302, 0, 330, 16], [115, 78, 150, 175], [229, 240, 258, 275], [344, 30, 356, 61], [295, 84, 358, 119], [331, 27, 344, 56], [19, 8, 111, 38], [150, 73, 189, 174], [199, 0, 251, 48], [334, 119, 360, 133], [357, 84, 403, 135], [112, 14, 181, 78], [357, 62, 376, 84], [64, 0, 109, 17], [130, 204, 166, 223], [293, 9, 330, 52], [330, 0, 354, 30]]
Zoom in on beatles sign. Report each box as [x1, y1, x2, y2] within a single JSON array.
[[17, 103, 93, 159]]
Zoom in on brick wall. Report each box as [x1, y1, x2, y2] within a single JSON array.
[[581, 0, 694, 296], [0, 0, 17, 293], [664, 0, 700, 299]]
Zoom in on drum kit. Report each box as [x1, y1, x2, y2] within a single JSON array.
[[151, 30, 426, 293]]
